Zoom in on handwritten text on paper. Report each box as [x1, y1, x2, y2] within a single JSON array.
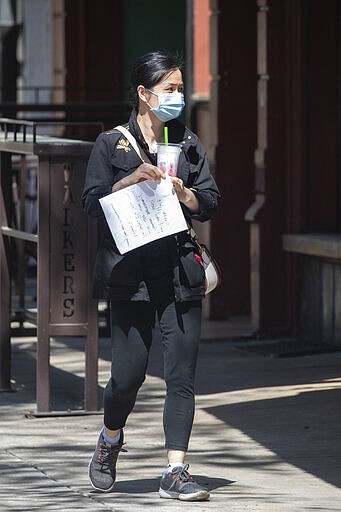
[[99, 177, 187, 254]]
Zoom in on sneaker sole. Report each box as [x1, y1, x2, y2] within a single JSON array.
[[159, 488, 210, 501], [88, 461, 115, 493]]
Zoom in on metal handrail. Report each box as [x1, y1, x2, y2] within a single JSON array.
[[0, 118, 104, 143], [0, 226, 38, 243], [0, 118, 35, 142]]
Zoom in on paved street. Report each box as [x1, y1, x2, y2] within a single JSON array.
[[0, 325, 340, 511]]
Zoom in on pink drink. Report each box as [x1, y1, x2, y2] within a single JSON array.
[[157, 143, 181, 177]]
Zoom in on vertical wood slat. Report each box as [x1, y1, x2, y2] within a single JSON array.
[[209, 0, 220, 164], [246, 0, 268, 330], [299, 256, 341, 346], [257, 4, 268, 156], [207, 0, 220, 318], [321, 262, 334, 343], [257, 80, 267, 151], [339, 0, 341, 231], [84, 217, 98, 411], [257, 8, 267, 77], [36, 158, 51, 412], [0, 153, 12, 391], [334, 266, 341, 344]]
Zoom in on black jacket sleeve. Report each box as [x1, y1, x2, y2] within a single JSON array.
[[185, 135, 220, 222], [82, 133, 114, 217]]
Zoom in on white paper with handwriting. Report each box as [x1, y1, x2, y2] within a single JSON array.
[[99, 177, 187, 254]]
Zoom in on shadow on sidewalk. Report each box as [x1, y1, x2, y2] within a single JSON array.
[[147, 336, 341, 490], [5, 339, 103, 410], [205, 388, 341, 489], [89, 475, 233, 495], [5, 335, 341, 492]]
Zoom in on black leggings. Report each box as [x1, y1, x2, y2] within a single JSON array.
[[103, 290, 202, 452]]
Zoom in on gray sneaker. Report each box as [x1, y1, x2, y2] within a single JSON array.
[[88, 430, 125, 492], [159, 464, 210, 501]]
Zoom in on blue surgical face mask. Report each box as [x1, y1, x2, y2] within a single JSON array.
[[147, 90, 185, 122]]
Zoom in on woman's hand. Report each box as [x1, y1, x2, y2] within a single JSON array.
[[112, 163, 165, 192], [170, 177, 199, 213]]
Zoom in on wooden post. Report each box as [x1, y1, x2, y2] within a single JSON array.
[[244, 0, 268, 331]]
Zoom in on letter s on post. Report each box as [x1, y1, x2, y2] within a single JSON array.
[[63, 298, 74, 317]]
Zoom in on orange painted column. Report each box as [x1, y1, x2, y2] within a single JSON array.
[[194, 0, 211, 95]]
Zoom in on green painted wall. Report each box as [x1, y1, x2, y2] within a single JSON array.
[[121, 0, 187, 101]]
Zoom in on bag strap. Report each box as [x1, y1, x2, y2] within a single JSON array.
[[115, 125, 152, 164], [189, 226, 197, 241]]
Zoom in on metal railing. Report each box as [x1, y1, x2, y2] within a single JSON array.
[[0, 86, 131, 129], [0, 119, 98, 411], [0, 118, 104, 142]]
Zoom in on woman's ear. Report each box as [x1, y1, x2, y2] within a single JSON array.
[[137, 85, 148, 103]]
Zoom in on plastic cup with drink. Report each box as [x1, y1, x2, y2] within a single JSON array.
[[157, 143, 181, 177]]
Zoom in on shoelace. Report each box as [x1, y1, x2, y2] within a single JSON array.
[[173, 464, 194, 483], [97, 442, 127, 468]]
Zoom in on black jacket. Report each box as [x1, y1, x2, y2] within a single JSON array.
[[82, 110, 220, 301]]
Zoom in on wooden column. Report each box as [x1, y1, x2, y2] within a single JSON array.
[[211, 0, 257, 319], [245, 0, 268, 330]]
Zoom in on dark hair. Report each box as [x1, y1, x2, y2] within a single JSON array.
[[130, 51, 184, 108]]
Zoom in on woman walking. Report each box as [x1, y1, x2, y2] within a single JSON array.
[[82, 51, 219, 501]]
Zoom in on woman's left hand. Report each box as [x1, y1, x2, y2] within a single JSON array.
[[170, 177, 186, 201], [170, 177, 199, 213]]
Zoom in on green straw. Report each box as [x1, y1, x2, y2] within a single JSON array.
[[164, 126, 168, 144]]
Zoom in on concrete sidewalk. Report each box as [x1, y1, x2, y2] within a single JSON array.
[[0, 328, 340, 511]]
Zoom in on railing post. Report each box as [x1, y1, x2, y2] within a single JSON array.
[[0, 152, 12, 391]]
